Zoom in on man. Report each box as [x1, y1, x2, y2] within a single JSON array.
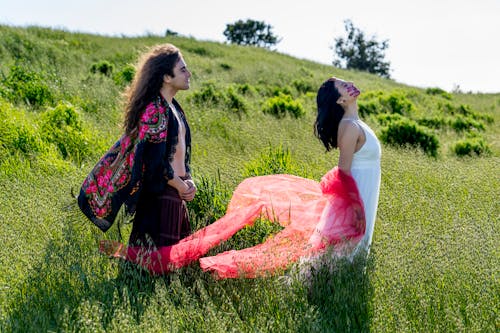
[[79, 44, 196, 248]]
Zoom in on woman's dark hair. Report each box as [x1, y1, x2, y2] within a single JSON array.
[[314, 78, 344, 151], [123, 44, 181, 135]]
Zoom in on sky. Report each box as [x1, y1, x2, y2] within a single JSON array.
[[1, 0, 499, 93]]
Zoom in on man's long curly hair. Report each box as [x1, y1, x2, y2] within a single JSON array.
[[123, 44, 180, 136], [314, 78, 345, 151]]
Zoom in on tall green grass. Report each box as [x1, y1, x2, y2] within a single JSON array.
[[0, 25, 498, 332]]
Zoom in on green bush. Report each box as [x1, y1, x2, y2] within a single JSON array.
[[380, 118, 439, 156], [219, 62, 232, 70], [184, 46, 213, 57], [358, 100, 383, 116], [0, 98, 45, 157], [188, 82, 249, 115], [269, 85, 293, 97], [358, 90, 415, 117], [417, 116, 448, 129], [262, 93, 305, 118], [113, 64, 135, 86], [39, 102, 91, 163], [225, 86, 247, 114], [425, 87, 452, 100], [441, 103, 494, 125], [8, 126, 45, 156], [1, 65, 53, 106], [376, 113, 406, 126], [90, 60, 114, 76], [449, 115, 485, 132], [381, 91, 415, 115], [188, 81, 226, 106], [233, 83, 257, 96], [292, 79, 314, 94], [452, 136, 491, 157]]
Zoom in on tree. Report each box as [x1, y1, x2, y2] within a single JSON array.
[[165, 29, 178, 36], [332, 20, 391, 78], [223, 19, 280, 49]]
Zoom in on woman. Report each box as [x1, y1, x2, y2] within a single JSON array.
[[312, 77, 381, 252], [197, 77, 381, 277]]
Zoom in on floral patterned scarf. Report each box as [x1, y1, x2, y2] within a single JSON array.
[[78, 96, 190, 232]]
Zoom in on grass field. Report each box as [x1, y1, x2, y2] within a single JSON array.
[[0, 25, 498, 332]]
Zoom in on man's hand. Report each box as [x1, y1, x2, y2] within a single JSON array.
[[179, 179, 196, 201]]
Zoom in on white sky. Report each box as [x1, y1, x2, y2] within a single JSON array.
[[1, 0, 499, 93]]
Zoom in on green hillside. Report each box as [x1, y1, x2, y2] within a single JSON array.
[[0, 25, 498, 332]]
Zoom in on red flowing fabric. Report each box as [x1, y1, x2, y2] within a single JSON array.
[[99, 167, 365, 277], [100, 204, 263, 274], [199, 167, 365, 278]]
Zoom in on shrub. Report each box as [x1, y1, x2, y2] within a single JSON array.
[[376, 113, 405, 126], [441, 103, 494, 124], [185, 46, 212, 57], [39, 102, 91, 163], [233, 83, 256, 96], [449, 115, 485, 132], [90, 60, 114, 76], [358, 100, 383, 116], [262, 93, 305, 118], [455, 104, 475, 116], [381, 91, 415, 115], [219, 63, 232, 70], [270, 85, 293, 97], [358, 90, 414, 117], [1, 65, 53, 106], [292, 79, 314, 94], [0, 99, 45, 157], [225, 86, 247, 114], [8, 126, 45, 156], [452, 136, 491, 157], [481, 113, 494, 124], [425, 87, 452, 100], [188, 81, 226, 106], [187, 82, 249, 115], [417, 116, 448, 129], [113, 64, 135, 85], [379, 118, 439, 156]]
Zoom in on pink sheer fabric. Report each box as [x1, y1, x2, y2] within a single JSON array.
[[200, 167, 365, 278], [99, 167, 365, 277]]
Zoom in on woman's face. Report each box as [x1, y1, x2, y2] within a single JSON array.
[[334, 78, 360, 101]]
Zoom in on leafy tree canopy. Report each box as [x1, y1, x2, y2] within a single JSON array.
[[223, 19, 280, 49], [333, 20, 391, 78]]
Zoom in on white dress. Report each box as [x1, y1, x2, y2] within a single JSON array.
[[350, 119, 381, 252]]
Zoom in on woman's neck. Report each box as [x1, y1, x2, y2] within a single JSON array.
[[343, 103, 359, 119]]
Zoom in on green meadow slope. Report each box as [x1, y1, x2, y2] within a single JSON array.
[[0, 25, 498, 332]]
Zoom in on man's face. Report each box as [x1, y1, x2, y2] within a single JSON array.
[[165, 56, 191, 91]]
